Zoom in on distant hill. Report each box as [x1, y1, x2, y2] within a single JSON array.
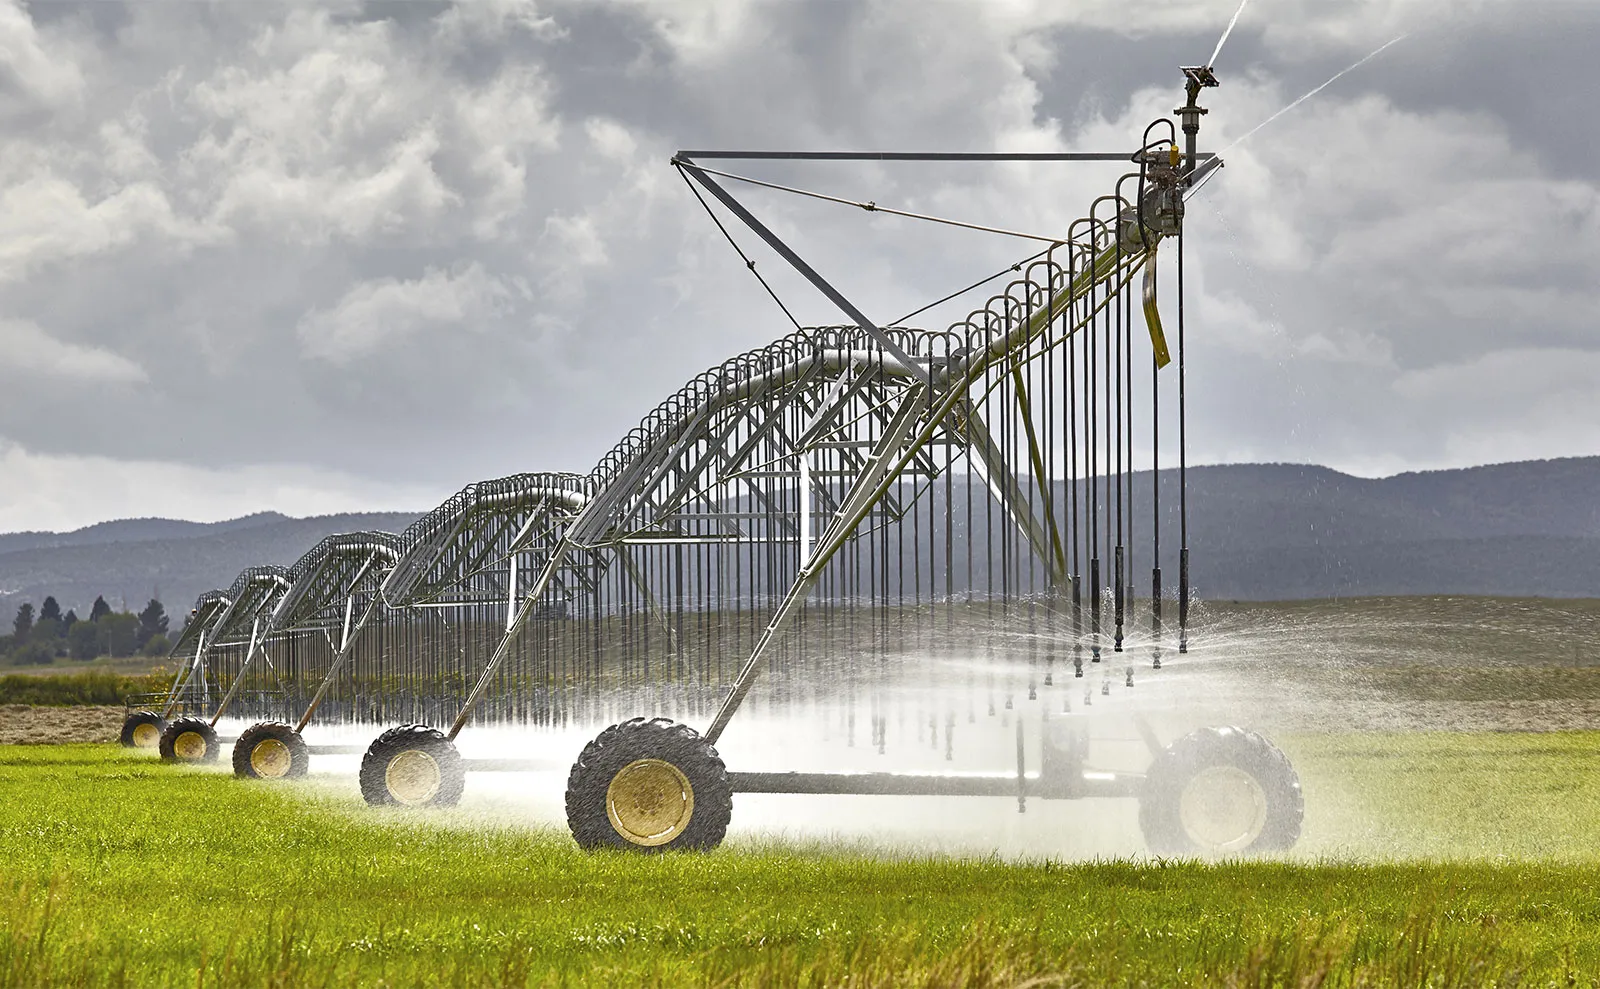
[[0, 512, 420, 618], [0, 457, 1595, 617], [0, 512, 297, 556], [1145, 458, 1600, 598]]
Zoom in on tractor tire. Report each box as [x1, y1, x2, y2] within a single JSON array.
[[359, 724, 465, 807], [566, 717, 732, 853], [120, 710, 167, 749], [233, 722, 310, 780], [159, 717, 221, 764], [1139, 726, 1302, 856]]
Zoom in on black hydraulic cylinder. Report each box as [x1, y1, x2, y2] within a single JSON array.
[[1151, 566, 1163, 669], [1113, 546, 1125, 651], [1178, 547, 1190, 653]]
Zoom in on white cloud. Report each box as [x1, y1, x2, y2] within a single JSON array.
[[434, 0, 567, 47], [585, 117, 637, 161], [186, 34, 457, 242], [0, 175, 203, 280], [0, 319, 146, 384], [643, 0, 758, 64], [0, 0, 86, 111], [454, 66, 562, 238], [0, 0, 1591, 532], [297, 263, 515, 364], [1390, 347, 1600, 467], [0, 436, 442, 533]]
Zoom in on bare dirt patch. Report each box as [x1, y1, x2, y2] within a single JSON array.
[[0, 705, 125, 744]]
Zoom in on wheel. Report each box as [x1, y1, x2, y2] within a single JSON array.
[[158, 717, 221, 764], [120, 710, 167, 749], [359, 724, 465, 807], [1139, 726, 1303, 856], [233, 722, 310, 779], [565, 717, 732, 852]]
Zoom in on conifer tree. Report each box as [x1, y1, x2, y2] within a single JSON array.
[[136, 599, 169, 649], [12, 603, 33, 641]]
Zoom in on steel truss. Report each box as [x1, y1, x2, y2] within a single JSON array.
[[136, 71, 1304, 856], [159, 569, 291, 720], [186, 120, 1203, 745]]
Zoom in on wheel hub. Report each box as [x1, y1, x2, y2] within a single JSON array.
[[250, 738, 293, 778], [385, 749, 442, 805], [131, 723, 159, 748], [1178, 765, 1269, 853], [173, 730, 208, 761], [606, 758, 695, 847]]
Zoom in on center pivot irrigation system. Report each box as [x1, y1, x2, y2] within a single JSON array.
[[124, 68, 1304, 856]]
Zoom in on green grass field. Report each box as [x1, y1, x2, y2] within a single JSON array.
[[0, 670, 171, 707], [5, 737, 1600, 987]]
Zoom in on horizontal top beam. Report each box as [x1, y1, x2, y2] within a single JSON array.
[[676, 151, 1216, 162]]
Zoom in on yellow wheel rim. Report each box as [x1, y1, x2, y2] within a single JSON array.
[[250, 738, 293, 779], [385, 749, 442, 806], [606, 758, 695, 847], [1178, 765, 1269, 853], [131, 723, 159, 748], [173, 731, 208, 762]]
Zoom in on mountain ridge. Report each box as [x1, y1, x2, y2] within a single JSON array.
[[1, 456, 1595, 615]]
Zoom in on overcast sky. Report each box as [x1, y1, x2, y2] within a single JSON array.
[[0, 0, 1594, 532]]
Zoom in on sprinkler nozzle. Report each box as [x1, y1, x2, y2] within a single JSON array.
[[1181, 65, 1220, 92]]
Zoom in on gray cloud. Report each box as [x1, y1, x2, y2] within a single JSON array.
[[0, 0, 1593, 530]]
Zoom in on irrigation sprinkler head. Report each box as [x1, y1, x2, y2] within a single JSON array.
[[1182, 65, 1220, 95], [1177, 65, 1218, 179]]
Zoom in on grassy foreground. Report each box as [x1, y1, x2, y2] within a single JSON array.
[[4, 742, 1600, 987]]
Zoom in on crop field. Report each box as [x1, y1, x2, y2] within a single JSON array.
[[2, 734, 1600, 988]]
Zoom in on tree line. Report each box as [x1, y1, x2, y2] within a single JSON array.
[[1, 596, 171, 666]]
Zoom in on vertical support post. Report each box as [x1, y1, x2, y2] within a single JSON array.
[[447, 541, 573, 741], [1015, 716, 1027, 813], [209, 617, 264, 728], [294, 594, 385, 735], [507, 555, 519, 632], [705, 383, 932, 745], [1177, 228, 1190, 654], [799, 451, 812, 564], [162, 629, 208, 718]]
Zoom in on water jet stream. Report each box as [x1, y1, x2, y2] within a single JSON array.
[[1220, 32, 1410, 155], [1208, 0, 1251, 68]]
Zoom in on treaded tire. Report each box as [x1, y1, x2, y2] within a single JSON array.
[[233, 721, 310, 780], [359, 724, 465, 807], [1139, 725, 1302, 856], [120, 710, 167, 749], [566, 717, 732, 853], [159, 717, 221, 764]]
